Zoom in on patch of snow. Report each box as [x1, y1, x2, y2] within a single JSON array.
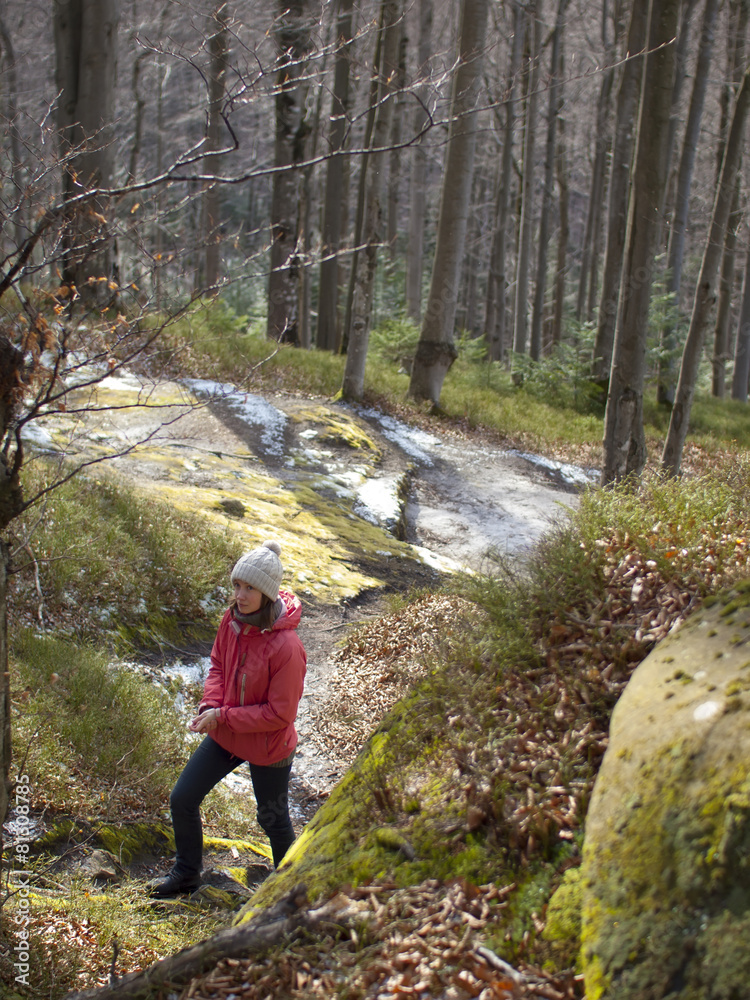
[[160, 656, 212, 688], [411, 544, 466, 574], [509, 450, 599, 487], [20, 421, 55, 448], [356, 407, 441, 465], [185, 379, 287, 457], [355, 475, 403, 528], [352, 503, 379, 525]]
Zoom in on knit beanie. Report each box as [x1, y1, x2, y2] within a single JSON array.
[[230, 540, 283, 600]]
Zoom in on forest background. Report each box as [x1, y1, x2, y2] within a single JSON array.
[[3, 0, 750, 994]]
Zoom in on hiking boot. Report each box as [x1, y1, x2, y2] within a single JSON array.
[[146, 871, 200, 897]]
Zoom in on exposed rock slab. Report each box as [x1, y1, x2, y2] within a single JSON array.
[[582, 582, 750, 999]]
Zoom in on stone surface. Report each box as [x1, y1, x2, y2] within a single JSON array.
[[581, 582, 750, 999]]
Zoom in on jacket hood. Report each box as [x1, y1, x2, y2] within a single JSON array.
[[272, 588, 302, 631]]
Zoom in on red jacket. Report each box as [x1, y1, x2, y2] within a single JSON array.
[[201, 590, 306, 765]]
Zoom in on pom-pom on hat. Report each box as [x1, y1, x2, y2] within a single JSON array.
[[231, 540, 283, 600]]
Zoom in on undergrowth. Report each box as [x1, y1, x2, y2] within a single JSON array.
[[8, 461, 239, 650], [2, 877, 225, 998], [10, 631, 188, 817]]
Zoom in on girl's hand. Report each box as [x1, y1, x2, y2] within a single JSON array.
[[189, 708, 219, 733]]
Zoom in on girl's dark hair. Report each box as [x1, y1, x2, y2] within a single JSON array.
[[230, 592, 277, 630]]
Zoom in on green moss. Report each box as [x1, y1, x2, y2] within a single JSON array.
[[290, 405, 382, 455], [95, 821, 174, 862], [544, 867, 583, 945], [582, 740, 750, 999], [34, 818, 78, 849]]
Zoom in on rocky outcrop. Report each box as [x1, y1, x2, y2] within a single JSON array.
[[581, 581, 750, 999]]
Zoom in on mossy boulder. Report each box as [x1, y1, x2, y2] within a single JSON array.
[[581, 584, 750, 999]]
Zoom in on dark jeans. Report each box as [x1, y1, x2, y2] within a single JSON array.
[[169, 736, 295, 879]]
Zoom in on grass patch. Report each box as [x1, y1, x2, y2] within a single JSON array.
[[9, 461, 240, 650], [2, 875, 225, 999], [10, 631, 188, 816]]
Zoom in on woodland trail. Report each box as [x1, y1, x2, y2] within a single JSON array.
[[35, 372, 592, 811]]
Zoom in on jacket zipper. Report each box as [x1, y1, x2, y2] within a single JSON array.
[[239, 651, 247, 706]]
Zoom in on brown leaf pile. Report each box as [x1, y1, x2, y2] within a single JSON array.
[[310, 594, 479, 768], [178, 879, 580, 1000]]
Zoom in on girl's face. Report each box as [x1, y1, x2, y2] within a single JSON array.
[[233, 580, 264, 615]]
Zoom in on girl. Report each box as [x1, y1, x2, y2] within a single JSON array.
[[148, 539, 307, 896]]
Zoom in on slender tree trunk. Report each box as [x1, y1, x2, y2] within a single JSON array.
[[552, 65, 569, 349], [530, 0, 567, 360], [299, 45, 328, 351], [316, 0, 355, 351], [732, 236, 750, 401], [341, 0, 401, 400], [712, 0, 748, 396], [658, 0, 719, 404], [408, 0, 489, 403], [484, 0, 523, 361], [576, 0, 617, 324], [200, 3, 229, 293], [54, 0, 119, 303], [662, 0, 698, 217], [266, 0, 311, 343], [602, 0, 680, 485], [405, 0, 433, 323], [513, 0, 542, 357], [593, 0, 648, 388], [0, 335, 27, 887], [662, 66, 750, 475], [342, 19, 383, 353], [712, 184, 742, 396], [387, 25, 408, 259], [0, 3, 25, 252]]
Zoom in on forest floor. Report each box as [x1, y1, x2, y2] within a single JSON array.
[[4, 377, 594, 999], [95, 379, 589, 807]]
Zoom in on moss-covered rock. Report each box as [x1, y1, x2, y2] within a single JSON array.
[[581, 587, 750, 999]]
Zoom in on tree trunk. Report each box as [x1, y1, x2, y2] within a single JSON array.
[[657, 0, 719, 405], [513, 0, 542, 356], [387, 24, 408, 259], [408, 0, 489, 403], [576, 0, 619, 325], [405, 0, 433, 324], [0, 334, 27, 890], [731, 236, 750, 401], [662, 65, 750, 476], [266, 0, 311, 343], [711, 0, 748, 397], [200, 3, 229, 293], [316, 0, 355, 351], [484, 0, 523, 361], [593, 0, 648, 388], [341, 0, 401, 400], [54, 0, 119, 304], [341, 18, 383, 354], [530, 0, 567, 361], [712, 183, 742, 397], [0, 4, 25, 254], [552, 69, 569, 349], [602, 0, 680, 485]]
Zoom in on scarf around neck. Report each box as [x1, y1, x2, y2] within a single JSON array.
[[232, 597, 284, 630]]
